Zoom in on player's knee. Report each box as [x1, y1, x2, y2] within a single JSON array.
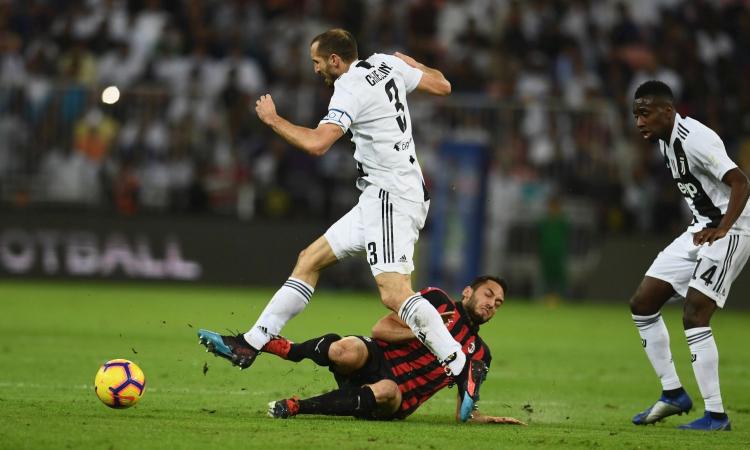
[[379, 293, 402, 312], [328, 337, 366, 369], [629, 292, 658, 316], [377, 380, 400, 403], [682, 309, 707, 329], [294, 247, 321, 274], [295, 247, 311, 268], [375, 275, 413, 312], [378, 286, 412, 312], [682, 303, 711, 329], [327, 339, 348, 364], [682, 291, 716, 329], [369, 380, 401, 414], [628, 294, 644, 314]]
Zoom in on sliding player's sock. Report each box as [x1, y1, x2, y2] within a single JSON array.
[[298, 386, 377, 417], [399, 294, 465, 375], [286, 334, 341, 366], [686, 327, 724, 413], [244, 277, 314, 350], [632, 312, 682, 390]]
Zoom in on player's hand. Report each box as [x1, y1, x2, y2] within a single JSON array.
[[393, 52, 420, 68], [255, 94, 278, 126], [440, 311, 455, 325], [472, 415, 527, 425], [693, 227, 728, 246]]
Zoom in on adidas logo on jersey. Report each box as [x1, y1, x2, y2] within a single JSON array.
[[399, 255, 407, 262]]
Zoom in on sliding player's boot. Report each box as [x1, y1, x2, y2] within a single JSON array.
[[268, 397, 300, 419]]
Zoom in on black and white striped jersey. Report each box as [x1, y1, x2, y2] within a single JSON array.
[[319, 53, 428, 203], [659, 113, 750, 234]]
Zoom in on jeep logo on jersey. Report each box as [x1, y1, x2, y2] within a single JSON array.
[[392, 137, 412, 152], [677, 181, 699, 198]]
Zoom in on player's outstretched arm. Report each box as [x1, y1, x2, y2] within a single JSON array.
[[454, 398, 527, 425], [467, 411, 527, 425], [372, 311, 453, 343], [255, 94, 343, 156], [693, 167, 750, 245], [372, 312, 415, 343], [393, 52, 451, 96]]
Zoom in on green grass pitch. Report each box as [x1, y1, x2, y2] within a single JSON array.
[[1, 280, 749, 449]]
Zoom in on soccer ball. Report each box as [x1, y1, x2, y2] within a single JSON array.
[[94, 359, 146, 408]]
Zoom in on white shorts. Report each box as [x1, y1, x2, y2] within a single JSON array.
[[324, 184, 429, 276], [646, 230, 750, 307]]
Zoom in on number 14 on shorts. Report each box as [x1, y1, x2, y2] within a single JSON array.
[[692, 258, 717, 286]]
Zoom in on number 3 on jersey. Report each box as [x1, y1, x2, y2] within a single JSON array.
[[384, 79, 407, 133]]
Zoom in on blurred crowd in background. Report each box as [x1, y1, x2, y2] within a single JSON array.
[[1, 0, 749, 236]]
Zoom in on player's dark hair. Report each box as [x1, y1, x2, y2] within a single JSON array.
[[470, 275, 508, 295], [634, 80, 674, 102], [311, 28, 358, 63]]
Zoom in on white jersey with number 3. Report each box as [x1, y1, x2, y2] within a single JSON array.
[[319, 53, 427, 203]]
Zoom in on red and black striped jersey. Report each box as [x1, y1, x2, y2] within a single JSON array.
[[374, 287, 492, 419]]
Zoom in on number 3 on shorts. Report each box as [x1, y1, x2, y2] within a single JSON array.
[[368, 242, 378, 265]]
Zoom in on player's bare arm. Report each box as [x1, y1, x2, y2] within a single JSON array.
[[693, 167, 750, 246], [371, 312, 415, 343], [393, 52, 451, 96], [468, 411, 527, 425], [372, 311, 454, 343], [255, 94, 344, 156], [453, 396, 526, 425]]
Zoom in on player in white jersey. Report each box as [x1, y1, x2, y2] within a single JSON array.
[[629, 81, 750, 431], [197, 29, 483, 414]]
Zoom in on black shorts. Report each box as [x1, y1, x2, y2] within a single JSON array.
[[332, 336, 399, 420], [332, 335, 394, 389]]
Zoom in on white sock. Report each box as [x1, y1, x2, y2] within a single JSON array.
[[686, 327, 724, 413], [398, 294, 465, 375], [632, 312, 682, 390], [244, 278, 313, 350]]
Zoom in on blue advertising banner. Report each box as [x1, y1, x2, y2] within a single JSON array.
[[428, 142, 488, 293]]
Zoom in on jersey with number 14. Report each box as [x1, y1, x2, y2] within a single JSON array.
[[320, 53, 427, 203]]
